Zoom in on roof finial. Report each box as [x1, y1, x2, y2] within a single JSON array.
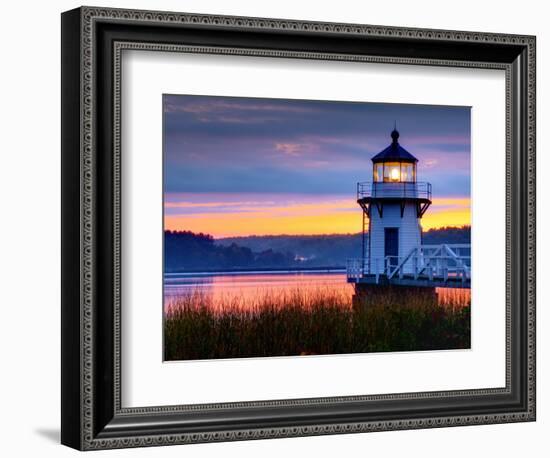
[[391, 122, 399, 143]]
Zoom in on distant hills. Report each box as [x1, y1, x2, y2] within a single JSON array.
[[165, 226, 470, 273], [218, 233, 361, 268], [421, 226, 471, 245], [164, 231, 294, 273]]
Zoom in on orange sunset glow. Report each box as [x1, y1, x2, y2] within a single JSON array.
[[163, 96, 472, 239], [164, 196, 470, 238]]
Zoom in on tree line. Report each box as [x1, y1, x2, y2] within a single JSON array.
[[165, 226, 471, 272]]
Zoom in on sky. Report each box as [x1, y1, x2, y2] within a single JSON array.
[[163, 95, 471, 238]]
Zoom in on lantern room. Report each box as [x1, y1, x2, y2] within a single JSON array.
[[371, 129, 417, 183]]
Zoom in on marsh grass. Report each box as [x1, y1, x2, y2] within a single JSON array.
[[164, 288, 470, 361]]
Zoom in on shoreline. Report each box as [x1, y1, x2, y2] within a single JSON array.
[[164, 267, 347, 277]]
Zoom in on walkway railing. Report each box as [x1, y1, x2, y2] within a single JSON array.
[[347, 244, 471, 285], [357, 181, 432, 200]]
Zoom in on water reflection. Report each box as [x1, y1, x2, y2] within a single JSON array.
[[164, 271, 470, 313]]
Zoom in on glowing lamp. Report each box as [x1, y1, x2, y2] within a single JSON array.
[[390, 167, 400, 181]]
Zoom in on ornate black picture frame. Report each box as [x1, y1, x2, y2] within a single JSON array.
[[61, 6, 536, 450]]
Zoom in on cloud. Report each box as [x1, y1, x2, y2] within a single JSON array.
[[164, 200, 276, 209], [164, 97, 319, 114], [163, 95, 471, 198], [275, 142, 316, 156], [424, 160, 438, 168], [403, 134, 471, 147], [164, 193, 357, 217]]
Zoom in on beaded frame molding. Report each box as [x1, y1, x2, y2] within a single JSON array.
[[61, 6, 536, 451]]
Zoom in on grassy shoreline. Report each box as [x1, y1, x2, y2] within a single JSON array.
[[164, 288, 470, 361]]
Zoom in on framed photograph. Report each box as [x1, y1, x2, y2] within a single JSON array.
[[61, 6, 536, 450]]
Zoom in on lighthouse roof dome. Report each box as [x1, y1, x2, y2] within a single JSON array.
[[371, 129, 418, 163]]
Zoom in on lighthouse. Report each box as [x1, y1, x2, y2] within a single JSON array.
[[347, 127, 470, 293], [360, 128, 431, 275]]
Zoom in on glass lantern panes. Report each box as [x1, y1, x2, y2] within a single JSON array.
[[374, 163, 384, 182], [383, 162, 401, 182], [400, 163, 415, 182]]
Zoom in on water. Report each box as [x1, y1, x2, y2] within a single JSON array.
[[164, 270, 470, 313], [165, 271, 352, 312]]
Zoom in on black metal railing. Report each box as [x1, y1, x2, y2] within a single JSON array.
[[357, 181, 432, 200]]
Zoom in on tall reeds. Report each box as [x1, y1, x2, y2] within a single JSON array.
[[164, 288, 470, 361]]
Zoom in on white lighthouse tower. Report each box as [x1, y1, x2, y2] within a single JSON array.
[[358, 128, 432, 275], [347, 127, 471, 295]]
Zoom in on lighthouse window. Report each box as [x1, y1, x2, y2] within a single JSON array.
[[383, 162, 401, 182], [374, 163, 384, 182], [401, 163, 415, 182]]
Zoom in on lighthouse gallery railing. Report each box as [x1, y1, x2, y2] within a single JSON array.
[[357, 181, 432, 200]]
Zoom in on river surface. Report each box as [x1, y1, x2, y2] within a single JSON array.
[[164, 270, 470, 313]]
